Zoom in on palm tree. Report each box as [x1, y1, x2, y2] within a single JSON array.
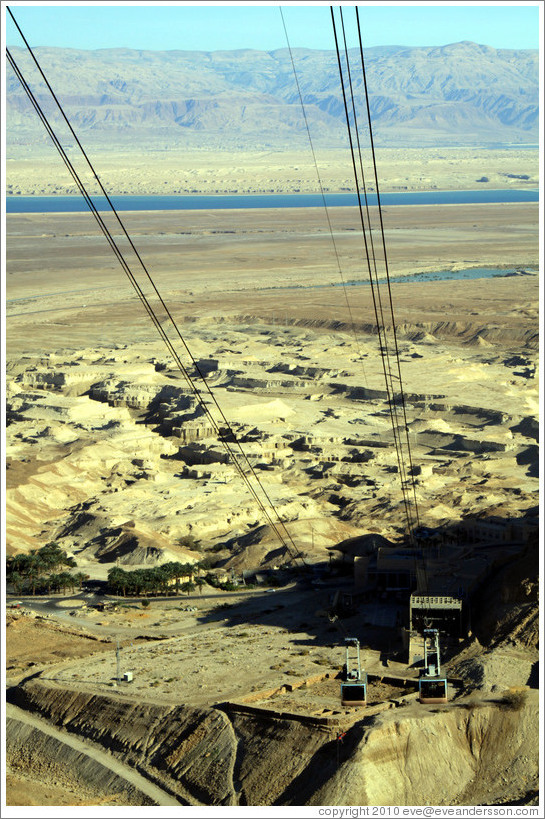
[[26, 555, 45, 595], [37, 543, 61, 573], [47, 573, 62, 594], [194, 577, 205, 595], [57, 571, 74, 595], [155, 564, 174, 595], [165, 561, 191, 594], [7, 554, 30, 577], [181, 580, 195, 596], [73, 572, 89, 591], [130, 569, 146, 596], [184, 562, 197, 581], [38, 542, 76, 572], [8, 570, 24, 595], [108, 566, 127, 596]]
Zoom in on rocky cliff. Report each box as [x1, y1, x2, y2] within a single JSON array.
[[7, 676, 539, 806]]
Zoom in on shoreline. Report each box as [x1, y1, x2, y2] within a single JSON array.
[[250, 265, 539, 290], [6, 146, 539, 199], [8, 186, 539, 198], [5, 190, 539, 218], [6, 186, 539, 199]]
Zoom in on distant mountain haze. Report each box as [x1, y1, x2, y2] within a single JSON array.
[[6, 42, 538, 151]]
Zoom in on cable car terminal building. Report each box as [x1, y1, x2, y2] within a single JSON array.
[[329, 512, 538, 666]]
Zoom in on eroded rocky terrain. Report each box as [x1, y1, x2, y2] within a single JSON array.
[[5, 314, 538, 571], [4, 200, 540, 809]]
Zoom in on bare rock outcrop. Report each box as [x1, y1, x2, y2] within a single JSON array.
[[9, 679, 238, 805], [7, 676, 539, 807], [306, 698, 538, 807]]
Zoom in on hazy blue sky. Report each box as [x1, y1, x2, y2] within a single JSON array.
[[5, 2, 542, 52]]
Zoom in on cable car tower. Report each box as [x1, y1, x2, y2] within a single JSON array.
[[329, 5, 452, 706], [408, 530, 456, 704], [418, 629, 448, 703]]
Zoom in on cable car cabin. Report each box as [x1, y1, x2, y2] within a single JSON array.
[[341, 678, 367, 706], [341, 637, 367, 706], [417, 628, 448, 704], [418, 676, 448, 704]]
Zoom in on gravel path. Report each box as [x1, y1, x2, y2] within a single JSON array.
[[5, 703, 182, 806]]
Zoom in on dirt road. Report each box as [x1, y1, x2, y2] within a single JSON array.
[[5, 702, 182, 806]]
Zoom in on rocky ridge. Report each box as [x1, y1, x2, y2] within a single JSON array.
[[6, 675, 539, 806], [6, 41, 538, 151]]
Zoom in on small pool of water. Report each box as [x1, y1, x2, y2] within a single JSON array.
[[262, 267, 536, 293], [339, 267, 536, 287]]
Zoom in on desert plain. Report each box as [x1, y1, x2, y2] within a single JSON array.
[[3, 147, 541, 808], [6, 145, 539, 197]]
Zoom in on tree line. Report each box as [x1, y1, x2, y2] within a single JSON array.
[[107, 560, 214, 597], [6, 542, 89, 595], [7, 545, 231, 599]]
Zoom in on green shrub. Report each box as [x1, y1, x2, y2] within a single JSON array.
[[463, 695, 482, 711], [205, 573, 221, 588], [177, 535, 196, 548], [500, 689, 528, 711]]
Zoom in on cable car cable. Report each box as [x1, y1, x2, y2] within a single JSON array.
[[354, 6, 421, 533], [330, 7, 415, 535], [6, 46, 299, 564], [7, 7, 300, 554], [279, 7, 369, 384], [6, 33, 303, 566], [337, 7, 416, 533]]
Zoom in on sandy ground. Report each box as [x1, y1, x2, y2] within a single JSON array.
[[4, 196, 540, 807], [5, 202, 538, 341], [6, 589, 368, 707], [5, 608, 120, 673], [6, 579, 537, 721], [6, 147, 539, 196], [5, 202, 539, 559], [4, 312, 539, 559]]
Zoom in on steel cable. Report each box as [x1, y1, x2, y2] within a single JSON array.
[[330, 8, 416, 534], [354, 6, 421, 533], [6, 20, 303, 564], [279, 7, 368, 384], [340, 8, 418, 535]]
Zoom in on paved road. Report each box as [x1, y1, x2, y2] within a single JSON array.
[[6, 579, 352, 647]]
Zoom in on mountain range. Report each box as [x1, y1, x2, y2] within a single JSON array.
[[6, 41, 539, 151]]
